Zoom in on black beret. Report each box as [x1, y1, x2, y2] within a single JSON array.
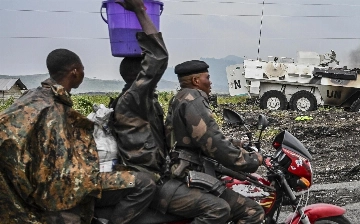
[[174, 60, 209, 77]]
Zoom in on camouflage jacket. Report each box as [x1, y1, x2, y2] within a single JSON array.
[[112, 32, 168, 173], [165, 88, 260, 173], [0, 79, 135, 223]]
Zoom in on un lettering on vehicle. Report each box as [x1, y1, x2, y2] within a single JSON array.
[[326, 90, 342, 99], [233, 80, 241, 89]]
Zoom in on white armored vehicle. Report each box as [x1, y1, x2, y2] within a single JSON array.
[[227, 51, 360, 111]]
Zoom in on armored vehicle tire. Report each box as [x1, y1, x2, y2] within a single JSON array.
[[349, 98, 360, 112], [259, 90, 287, 110], [289, 90, 317, 111]]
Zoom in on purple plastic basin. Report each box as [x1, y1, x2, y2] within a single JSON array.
[[101, 0, 164, 57]]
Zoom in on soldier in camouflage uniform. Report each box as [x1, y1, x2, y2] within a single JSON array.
[[108, 9, 258, 224], [109, 1, 238, 223], [109, 0, 265, 223], [93, 1, 172, 224], [164, 60, 265, 224], [0, 48, 150, 224]]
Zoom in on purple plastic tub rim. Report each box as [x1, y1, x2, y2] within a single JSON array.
[[101, 0, 163, 57]]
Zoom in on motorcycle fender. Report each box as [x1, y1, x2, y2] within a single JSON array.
[[285, 203, 346, 224]]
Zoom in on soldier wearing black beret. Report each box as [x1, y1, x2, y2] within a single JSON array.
[[165, 60, 265, 224], [174, 60, 212, 96], [174, 60, 209, 77]]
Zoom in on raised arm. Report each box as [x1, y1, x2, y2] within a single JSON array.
[[117, 0, 158, 34]]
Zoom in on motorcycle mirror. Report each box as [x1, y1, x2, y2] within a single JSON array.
[[257, 114, 269, 131], [223, 108, 245, 125]]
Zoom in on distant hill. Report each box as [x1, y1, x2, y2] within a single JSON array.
[[0, 74, 179, 94], [162, 55, 244, 93], [1, 55, 243, 94]]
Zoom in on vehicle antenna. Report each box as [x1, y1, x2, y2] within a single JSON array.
[[257, 0, 265, 61]]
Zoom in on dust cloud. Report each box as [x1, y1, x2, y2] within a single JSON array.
[[349, 45, 360, 68]]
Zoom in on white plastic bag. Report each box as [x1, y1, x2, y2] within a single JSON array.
[[87, 104, 118, 172]]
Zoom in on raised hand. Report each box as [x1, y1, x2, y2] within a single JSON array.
[[115, 0, 146, 13]]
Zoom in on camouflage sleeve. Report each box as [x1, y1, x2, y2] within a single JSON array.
[[128, 32, 168, 99], [100, 171, 136, 191], [183, 97, 260, 173], [121, 32, 168, 118]]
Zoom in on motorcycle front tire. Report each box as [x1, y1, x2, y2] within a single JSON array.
[[314, 215, 352, 224]]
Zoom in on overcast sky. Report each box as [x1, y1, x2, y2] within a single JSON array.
[[1, 0, 360, 81]]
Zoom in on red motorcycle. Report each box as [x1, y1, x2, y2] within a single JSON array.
[[221, 109, 351, 224], [93, 109, 351, 224]]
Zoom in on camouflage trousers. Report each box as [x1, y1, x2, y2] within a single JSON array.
[[95, 171, 157, 224], [152, 180, 264, 224]]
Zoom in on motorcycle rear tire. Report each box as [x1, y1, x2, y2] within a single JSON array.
[[314, 215, 351, 224]]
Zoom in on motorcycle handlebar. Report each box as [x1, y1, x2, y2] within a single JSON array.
[[201, 156, 276, 191], [242, 142, 258, 152]]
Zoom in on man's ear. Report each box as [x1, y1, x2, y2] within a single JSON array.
[[191, 75, 199, 86]]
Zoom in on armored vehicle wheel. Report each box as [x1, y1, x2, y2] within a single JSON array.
[[349, 98, 360, 112], [259, 90, 287, 110], [289, 90, 317, 111]]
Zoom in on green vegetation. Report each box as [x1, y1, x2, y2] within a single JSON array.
[[0, 93, 296, 144], [255, 128, 281, 141], [295, 116, 313, 121], [0, 93, 247, 123], [157, 91, 175, 116], [217, 95, 247, 105], [72, 93, 118, 115], [0, 97, 14, 112]]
